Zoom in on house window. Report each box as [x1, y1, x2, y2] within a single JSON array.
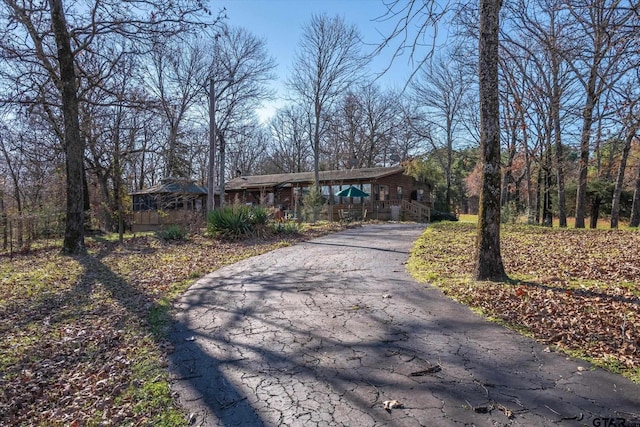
[[379, 185, 389, 201], [397, 186, 403, 200], [321, 186, 331, 203], [417, 189, 425, 202]]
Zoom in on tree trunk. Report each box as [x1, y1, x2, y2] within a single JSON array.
[[611, 130, 634, 228], [474, 0, 507, 281], [542, 131, 553, 227], [552, 64, 567, 227], [0, 188, 6, 249], [630, 163, 640, 227], [590, 195, 600, 229], [574, 74, 597, 228], [501, 134, 516, 207], [166, 124, 179, 177], [207, 77, 217, 213], [219, 133, 226, 208], [542, 168, 553, 226], [50, 0, 85, 254], [313, 102, 322, 187], [312, 101, 322, 222], [535, 165, 542, 224], [522, 127, 535, 223]]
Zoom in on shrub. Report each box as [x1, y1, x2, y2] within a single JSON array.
[[271, 220, 301, 235], [501, 200, 519, 224], [250, 205, 270, 226], [430, 210, 459, 222], [207, 205, 252, 238], [302, 185, 324, 223], [248, 205, 271, 238], [155, 225, 188, 241]]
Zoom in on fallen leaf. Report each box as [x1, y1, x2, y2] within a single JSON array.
[[383, 400, 404, 410]]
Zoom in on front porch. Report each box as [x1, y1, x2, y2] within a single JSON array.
[[321, 199, 430, 222], [225, 166, 432, 223]]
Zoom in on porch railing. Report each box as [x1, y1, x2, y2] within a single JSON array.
[[402, 199, 430, 222]]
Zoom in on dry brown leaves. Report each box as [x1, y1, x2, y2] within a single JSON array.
[[411, 223, 640, 380], [0, 223, 344, 425]]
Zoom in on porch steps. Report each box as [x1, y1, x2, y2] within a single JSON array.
[[401, 200, 430, 222]]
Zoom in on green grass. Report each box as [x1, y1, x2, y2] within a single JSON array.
[[408, 221, 640, 383], [0, 223, 347, 424]]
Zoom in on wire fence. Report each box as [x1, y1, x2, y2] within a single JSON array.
[[0, 212, 66, 256]]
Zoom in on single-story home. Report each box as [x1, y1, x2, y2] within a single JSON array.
[[224, 166, 431, 222]]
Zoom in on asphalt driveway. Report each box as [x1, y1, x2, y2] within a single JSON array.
[[169, 223, 640, 426]]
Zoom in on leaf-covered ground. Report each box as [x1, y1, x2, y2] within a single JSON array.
[[0, 222, 347, 426], [408, 221, 640, 382]]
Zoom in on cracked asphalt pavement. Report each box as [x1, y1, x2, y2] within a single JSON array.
[[169, 223, 640, 426]]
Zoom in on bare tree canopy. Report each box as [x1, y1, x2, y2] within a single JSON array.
[[0, 0, 222, 253], [287, 12, 369, 186]]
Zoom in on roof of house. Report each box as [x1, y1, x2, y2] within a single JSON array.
[[130, 178, 207, 196], [225, 166, 406, 191]]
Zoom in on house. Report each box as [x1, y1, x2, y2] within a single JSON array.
[[130, 177, 209, 232], [224, 166, 431, 222]]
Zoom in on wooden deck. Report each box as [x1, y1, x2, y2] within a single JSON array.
[[131, 210, 204, 232]]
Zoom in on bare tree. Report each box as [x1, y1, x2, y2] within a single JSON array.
[[564, 0, 637, 228], [228, 123, 270, 177], [208, 25, 276, 207], [268, 105, 312, 173], [611, 85, 640, 228], [358, 85, 400, 167], [504, 0, 574, 226], [326, 92, 363, 169], [288, 13, 368, 186], [49, 0, 85, 253], [326, 84, 400, 169], [411, 47, 474, 212], [145, 36, 209, 178], [0, 0, 221, 253]]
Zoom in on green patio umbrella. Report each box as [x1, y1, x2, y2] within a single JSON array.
[[335, 185, 369, 198]]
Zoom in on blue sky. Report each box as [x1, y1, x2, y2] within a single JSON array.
[[216, 0, 441, 120]]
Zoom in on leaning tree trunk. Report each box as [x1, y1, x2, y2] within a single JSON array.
[[474, 0, 507, 281], [610, 138, 631, 229], [50, 0, 86, 254]]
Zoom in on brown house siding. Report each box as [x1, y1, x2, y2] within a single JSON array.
[[225, 167, 431, 222]]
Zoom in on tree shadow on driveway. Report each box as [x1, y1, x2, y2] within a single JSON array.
[[167, 234, 640, 427]]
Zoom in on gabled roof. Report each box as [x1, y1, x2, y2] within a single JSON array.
[[130, 178, 207, 195], [226, 166, 405, 191]]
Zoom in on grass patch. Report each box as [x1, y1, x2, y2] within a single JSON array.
[[409, 221, 640, 383], [0, 222, 347, 424]]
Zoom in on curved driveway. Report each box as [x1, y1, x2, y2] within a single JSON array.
[[169, 223, 640, 426]]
